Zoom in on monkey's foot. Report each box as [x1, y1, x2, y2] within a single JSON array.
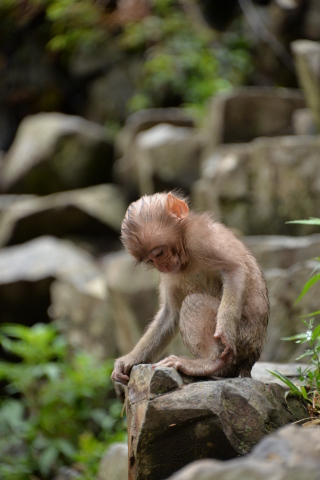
[[154, 355, 232, 377]]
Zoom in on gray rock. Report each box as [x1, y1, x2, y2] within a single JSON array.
[[126, 365, 307, 480], [165, 425, 320, 480], [262, 260, 320, 362], [49, 279, 117, 360], [0, 236, 103, 325], [0, 235, 101, 286], [205, 87, 304, 149], [0, 194, 35, 213], [114, 108, 195, 190], [0, 113, 114, 194], [103, 250, 159, 355], [53, 467, 81, 480], [194, 135, 320, 235], [133, 123, 203, 194], [274, 0, 299, 9], [116, 108, 195, 153], [98, 443, 128, 480], [292, 108, 317, 135], [244, 234, 320, 269], [292, 40, 320, 130], [0, 184, 126, 247], [251, 361, 309, 385]]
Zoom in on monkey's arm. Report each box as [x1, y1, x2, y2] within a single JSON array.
[[111, 303, 179, 385], [214, 265, 248, 362]]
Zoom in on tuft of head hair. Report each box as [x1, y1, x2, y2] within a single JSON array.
[[121, 192, 189, 261]]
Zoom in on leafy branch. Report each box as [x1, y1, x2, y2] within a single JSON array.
[[270, 218, 320, 420]]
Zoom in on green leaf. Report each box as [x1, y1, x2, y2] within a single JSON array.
[[286, 218, 320, 225], [299, 385, 309, 400], [311, 323, 320, 342], [0, 399, 27, 432], [38, 446, 58, 476], [301, 310, 320, 319], [281, 333, 308, 341], [295, 273, 320, 305], [295, 350, 314, 361], [267, 370, 302, 394], [55, 439, 76, 459]]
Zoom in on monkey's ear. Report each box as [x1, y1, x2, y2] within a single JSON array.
[[166, 193, 189, 219]]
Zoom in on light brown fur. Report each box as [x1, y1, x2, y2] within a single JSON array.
[[111, 192, 269, 384]]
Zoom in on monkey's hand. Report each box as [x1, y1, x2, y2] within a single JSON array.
[[213, 329, 236, 365], [111, 356, 134, 385]]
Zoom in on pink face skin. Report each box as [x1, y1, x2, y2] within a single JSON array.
[[145, 246, 182, 274]]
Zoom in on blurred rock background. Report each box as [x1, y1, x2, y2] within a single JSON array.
[[1, 0, 320, 478]]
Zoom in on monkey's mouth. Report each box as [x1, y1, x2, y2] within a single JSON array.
[[161, 263, 182, 274]]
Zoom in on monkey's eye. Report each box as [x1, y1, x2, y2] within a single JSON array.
[[156, 250, 164, 258]]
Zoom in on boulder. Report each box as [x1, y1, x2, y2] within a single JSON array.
[[193, 135, 320, 235], [126, 365, 307, 480], [0, 113, 114, 194], [0, 236, 103, 326], [251, 361, 310, 385], [49, 279, 117, 360], [114, 108, 195, 193], [244, 234, 320, 269], [292, 40, 320, 131], [205, 87, 305, 149], [53, 467, 81, 480], [165, 424, 320, 480], [0, 194, 35, 214], [0, 184, 126, 247], [98, 443, 128, 480], [292, 108, 317, 135], [116, 108, 195, 155], [262, 260, 320, 362], [132, 124, 203, 194]]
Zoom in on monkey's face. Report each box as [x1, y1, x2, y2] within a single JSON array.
[[145, 245, 182, 274]]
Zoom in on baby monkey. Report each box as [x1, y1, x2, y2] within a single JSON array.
[[111, 192, 269, 385]]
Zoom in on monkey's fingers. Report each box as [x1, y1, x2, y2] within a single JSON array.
[[153, 355, 179, 368], [111, 369, 130, 385], [111, 360, 132, 384]]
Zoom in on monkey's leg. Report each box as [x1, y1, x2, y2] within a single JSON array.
[[155, 294, 234, 377]]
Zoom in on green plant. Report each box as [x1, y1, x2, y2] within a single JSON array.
[[271, 318, 320, 416], [270, 218, 320, 420], [123, 0, 252, 113], [0, 0, 108, 54], [0, 0, 253, 120], [0, 323, 126, 480]]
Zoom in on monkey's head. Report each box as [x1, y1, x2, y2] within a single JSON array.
[[121, 192, 189, 274]]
